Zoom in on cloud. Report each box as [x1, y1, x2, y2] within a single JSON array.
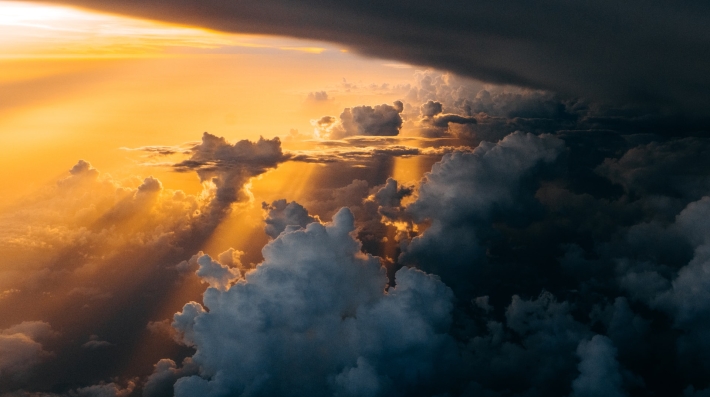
[[174, 132, 289, 209], [315, 102, 404, 139], [175, 249, 246, 290], [406, 132, 564, 224], [38, 0, 710, 121], [69, 160, 99, 178], [69, 380, 136, 397], [596, 138, 710, 201], [136, 176, 162, 194], [460, 292, 591, 396], [0, 380, 137, 397], [400, 132, 564, 296], [417, 100, 478, 137], [143, 359, 198, 397], [430, 113, 478, 129], [420, 100, 443, 118], [571, 335, 626, 397], [262, 199, 319, 238], [9, 66, 710, 397], [400, 71, 710, 140], [0, 158, 245, 393], [288, 144, 471, 163], [0, 322, 54, 384], [371, 177, 413, 215], [159, 208, 457, 396], [194, 254, 241, 291], [306, 91, 330, 102], [12, 127, 710, 396], [299, 179, 372, 222], [81, 335, 113, 350], [120, 144, 193, 157]]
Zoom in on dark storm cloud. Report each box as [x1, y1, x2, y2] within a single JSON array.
[[380, 130, 710, 396], [401, 132, 565, 298], [401, 71, 710, 141], [596, 137, 710, 200], [571, 335, 626, 397], [32, 0, 710, 121]]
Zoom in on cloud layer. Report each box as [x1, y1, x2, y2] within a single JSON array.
[[29, 0, 710, 121], [5, 66, 710, 396], [149, 126, 710, 396]]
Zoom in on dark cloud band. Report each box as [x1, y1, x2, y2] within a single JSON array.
[[27, 0, 710, 121]]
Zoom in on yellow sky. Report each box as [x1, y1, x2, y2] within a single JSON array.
[[0, 1, 419, 207], [0, 3, 453, 381], [0, 1, 325, 57]]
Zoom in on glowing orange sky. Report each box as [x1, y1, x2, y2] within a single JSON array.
[[0, 1, 445, 292], [0, 1, 422, 208]]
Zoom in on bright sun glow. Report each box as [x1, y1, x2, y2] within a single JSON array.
[[0, 1, 331, 57]]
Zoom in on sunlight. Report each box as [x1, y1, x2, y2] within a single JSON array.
[[199, 161, 321, 260], [0, 1, 333, 58]]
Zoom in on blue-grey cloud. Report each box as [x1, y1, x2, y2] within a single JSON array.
[[158, 209, 457, 397], [262, 199, 319, 239]]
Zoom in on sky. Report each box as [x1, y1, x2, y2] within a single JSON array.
[[2, 1, 710, 397]]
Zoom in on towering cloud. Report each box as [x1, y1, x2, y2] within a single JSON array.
[[157, 209, 457, 397], [401, 132, 564, 297], [174, 133, 289, 218], [175, 132, 288, 204]]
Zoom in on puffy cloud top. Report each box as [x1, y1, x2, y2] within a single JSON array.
[[317, 102, 404, 139], [163, 208, 457, 397], [407, 132, 564, 225], [262, 199, 319, 239]]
